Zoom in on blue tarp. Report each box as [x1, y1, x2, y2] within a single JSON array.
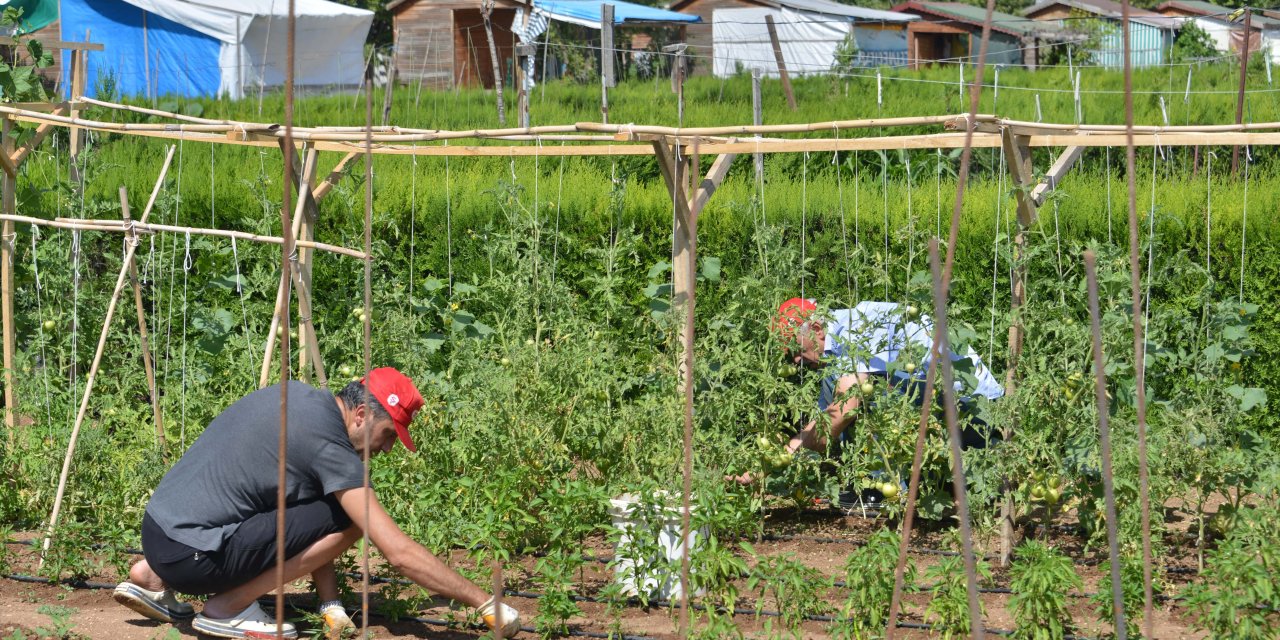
[[60, 0, 222, 98], [535, 0, 700, 27]]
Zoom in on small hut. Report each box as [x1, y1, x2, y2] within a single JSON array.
[[390, 0, 699, 90], [1023, 0, 1182, 67], [891, 1, 1070, 69]]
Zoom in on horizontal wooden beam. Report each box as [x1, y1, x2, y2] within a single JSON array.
[[0, 37, 103, 51], [1031, 145, 1086, 205]]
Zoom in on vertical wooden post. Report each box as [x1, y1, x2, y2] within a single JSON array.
[[380, 53, 397, 127], [1233, 9, 1252, 176], [120, 193, 164, 445], [752, 69, 763, 184], [68, 50, 86, 185], [999, 127, 1036, 567], [765, 15, 797, 111], [601, 4, 615, 124], [1, 118, 15, 436], [294, 145, 323, 384]]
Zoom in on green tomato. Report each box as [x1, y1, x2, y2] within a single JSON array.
[[777, 364, 799, 378], [352, 306, 364, 318], [500, 357, 512, 366], [1030, 485, 1046, 500], [42, 319, 55, 332], [903, 362, 916, 374], [1044, 488, 1061, 505], [860, 381, 875, 395], [756, 436, 771, 449], [339, 364, 354, 377], [776, 453, 793, 469], [358, 313, 368, 324], [880, 482, 900, 501]]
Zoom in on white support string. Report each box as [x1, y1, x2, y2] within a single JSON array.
[[904, 149, 915, 283], [444, 140, 453, 297], [1035, 94, 1042, 122], [834, 126, 852, 306], [1145, 141, 1158, 367], [1240, 146, 1250, 302], [935, 148, 943, 240], [853, 150, 860, 302], [801, 151, 807, 301], [1105, 147, 1113, 244], [231, 237, 256, 380], [31, 225, 53, 430], [180, 232, 192, 448], [162, 137, 186, 416], [551, 143, 566, 285], [988, 144, 1006, 366], [69, 230, 81, 426], [881, 149, 889, 301], [409, 147, 418, 304], [1205, 151, 1214, 276]]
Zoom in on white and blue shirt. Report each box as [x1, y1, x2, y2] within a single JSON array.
[[823, 301, 1004, 402]]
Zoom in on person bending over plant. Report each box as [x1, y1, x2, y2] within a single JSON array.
[[112, 368, 520, 639], [734, 299, 1004, 507]]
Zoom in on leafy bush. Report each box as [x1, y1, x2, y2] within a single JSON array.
[[1008, 541, 1082, 640]]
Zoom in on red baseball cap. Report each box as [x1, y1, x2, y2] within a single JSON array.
[[774, 298, 817, 343], [360, 367, 424, 452]]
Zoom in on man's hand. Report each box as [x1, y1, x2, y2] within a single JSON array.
[[478, 596, 521, 636]]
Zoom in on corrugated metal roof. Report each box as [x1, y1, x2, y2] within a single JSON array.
[[767, 0, 917, 22], [1156, 1, 1280, 30], [1023, 0, 1183, 29], [894, 1, 1063, 36]]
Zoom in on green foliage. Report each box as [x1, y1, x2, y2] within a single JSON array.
[[0, 7, 54, 103], [1172, 21, 1220, 63], [531, 550, 584, 639], [831, 32, 861, 76], [1008, 541, 1082, 640], [32, 605, 77, 640], [1090, 552, 1158, 637], [923, 555, 992, 639], [743, 542, 833, 637], [1185, 503, 1280, 639], [830, 529, 916, 640]]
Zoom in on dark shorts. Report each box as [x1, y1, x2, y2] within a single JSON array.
[[142, 495, 352, 596]]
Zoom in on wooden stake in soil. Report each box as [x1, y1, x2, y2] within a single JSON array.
[[120, 184, 164, 446], [40, 147, 177, 564], [481, 0, 507, 126], [886, 0, 1000, 634], [927, 239, 986, 640], [275, 2, 297, 636], [1, 117, 16, 437], [1085, 250, 1128, 640], [601, 4, 615, 124], [1233, 8, 1252, 176], [765, 15, 797, 111]]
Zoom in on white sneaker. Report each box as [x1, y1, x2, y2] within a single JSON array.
[[113, 581, 195, 623], [193, 602, 298, 639]]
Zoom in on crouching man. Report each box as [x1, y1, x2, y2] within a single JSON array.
[[112, 367, 519, 639]]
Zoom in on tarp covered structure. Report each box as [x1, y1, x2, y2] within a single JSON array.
[[59, 0, 373, 99], [712, 2, 917, 77], [536, 0, 701, 29]]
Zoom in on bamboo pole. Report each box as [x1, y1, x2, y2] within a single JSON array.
[[15, 216, 366, 259], [40, 148, 177, 564], [480, 0, 506, 126], [259, 171, 315, 389], [1, 118, 15, 436]]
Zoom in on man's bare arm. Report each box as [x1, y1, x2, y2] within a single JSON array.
[[335, 487, 489, 607]]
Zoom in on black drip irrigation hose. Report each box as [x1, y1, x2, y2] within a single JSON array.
[[0, 572, 656, 640]]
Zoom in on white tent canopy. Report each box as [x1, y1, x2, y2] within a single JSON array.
[[712, 5, 916, 77], [94, 0, 373, 99]]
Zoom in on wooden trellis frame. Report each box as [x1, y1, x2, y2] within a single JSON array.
[[3, 82, 1270, 633]]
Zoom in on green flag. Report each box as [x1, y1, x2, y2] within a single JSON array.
[[1, 0, 59, 34]]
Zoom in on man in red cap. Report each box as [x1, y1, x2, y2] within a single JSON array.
[[112, 369, 520, 639]]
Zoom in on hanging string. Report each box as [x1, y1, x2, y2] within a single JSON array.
[[935, 148, 943, 240], [1145, 141, 1158, 356], [834, 126, 852, 306], [409, 147, 418, 305], [1239, 146, 1250, 302], [551, 143, 566, 286], [904, 150, 915, 284], [231, 238, 256, 380], [988, 145, 1007, 366], [210, 145, 216, 228], [1105, 147, 1113, 244], [30, 226, 52, 430], [881, 150, 889, 301], [853, 150, 860, 302], [162, 137, 186, 412], [1204, 151, 1213, 276], [69, 230, 81, 427], [180, 232, 192, 449], [444, 141, 453, 297], [800, 151, 808, 301]]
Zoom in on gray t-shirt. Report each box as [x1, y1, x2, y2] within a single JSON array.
[[145, 381, 366, 552]]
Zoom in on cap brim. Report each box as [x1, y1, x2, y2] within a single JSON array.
[[394, 422, 417, 452]]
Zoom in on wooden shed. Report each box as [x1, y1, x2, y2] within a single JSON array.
[[390, 0, 523, 91], [891, 1, 1069, 69], [1023, 0, 1182, 67]]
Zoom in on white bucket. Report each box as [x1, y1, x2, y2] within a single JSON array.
[[607, 492, 707, 600]]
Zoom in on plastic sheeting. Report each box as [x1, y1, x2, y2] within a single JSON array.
[[2, 0, 59, 34], [60, 0, 372, 99], [535, 0, 700, 29], [712, 7, 912, 77]]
